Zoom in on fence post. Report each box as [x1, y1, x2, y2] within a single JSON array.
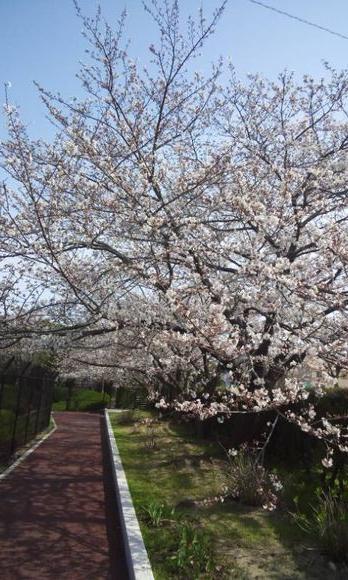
[[46, 373, 55, 427], [41, 372, 51, 431], [34, 373, 44, 437], [113, 384, 118, 408], [24, 373, 35, 444]]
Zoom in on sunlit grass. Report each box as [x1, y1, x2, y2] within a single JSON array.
[[111, 410, 329, 579]]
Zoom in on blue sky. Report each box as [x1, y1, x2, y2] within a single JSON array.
[[1, 0, 348, 140]]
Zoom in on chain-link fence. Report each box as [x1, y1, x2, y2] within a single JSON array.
[[0, 357, 56, 467]]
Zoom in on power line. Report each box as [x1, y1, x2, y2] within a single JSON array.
[[247, 0, 348, 41]]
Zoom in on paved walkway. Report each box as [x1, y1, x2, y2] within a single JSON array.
[[0, 412, 128, 579]]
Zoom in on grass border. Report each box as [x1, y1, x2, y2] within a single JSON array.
[[105, 409, 155, 580], [0, 413, 57, 481]]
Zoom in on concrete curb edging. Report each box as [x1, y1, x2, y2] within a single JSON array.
[[104, 409, 155, 580], [0, 414, 57, 482]]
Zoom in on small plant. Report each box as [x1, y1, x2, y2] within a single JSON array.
[[292, 492, 348, 563], [142, 418, 158, 450], [141, 501, 175, 527], [173, 523, 215, 577], [222, 447, 282, 510], [117, 409, 136, 425]]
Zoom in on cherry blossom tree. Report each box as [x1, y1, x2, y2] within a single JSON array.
[[1, 1, 347, 460]]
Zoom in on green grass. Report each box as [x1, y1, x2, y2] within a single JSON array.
[[53, 388, 110, 412], [111, 411, 336, 579]]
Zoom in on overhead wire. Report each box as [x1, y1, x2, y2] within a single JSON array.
[[247, 0, 348, 41]]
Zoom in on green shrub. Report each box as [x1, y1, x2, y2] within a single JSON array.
[[52, 384, 68, 403], [52, 389, 110, 412]]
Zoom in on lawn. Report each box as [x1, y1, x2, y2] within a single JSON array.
[[111, 410, 340, 579]]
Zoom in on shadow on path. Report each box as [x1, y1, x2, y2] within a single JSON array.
[[0, 412, 129, 579]]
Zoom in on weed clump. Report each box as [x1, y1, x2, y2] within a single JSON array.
[[293, 492, 348, 563], [223, 448, 283, 510], [173, 523, 216, 578], [141, 501, 175, 527], [116, 410, 136, 425]]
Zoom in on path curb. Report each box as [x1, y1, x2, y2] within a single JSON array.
[[105, 409, 154, 580], [0, 415, 57, 481]]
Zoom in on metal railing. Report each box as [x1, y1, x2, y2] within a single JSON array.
[[0, 357, 56, 466]]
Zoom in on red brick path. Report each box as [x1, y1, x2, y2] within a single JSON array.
[[0, 412, 128, 579]]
